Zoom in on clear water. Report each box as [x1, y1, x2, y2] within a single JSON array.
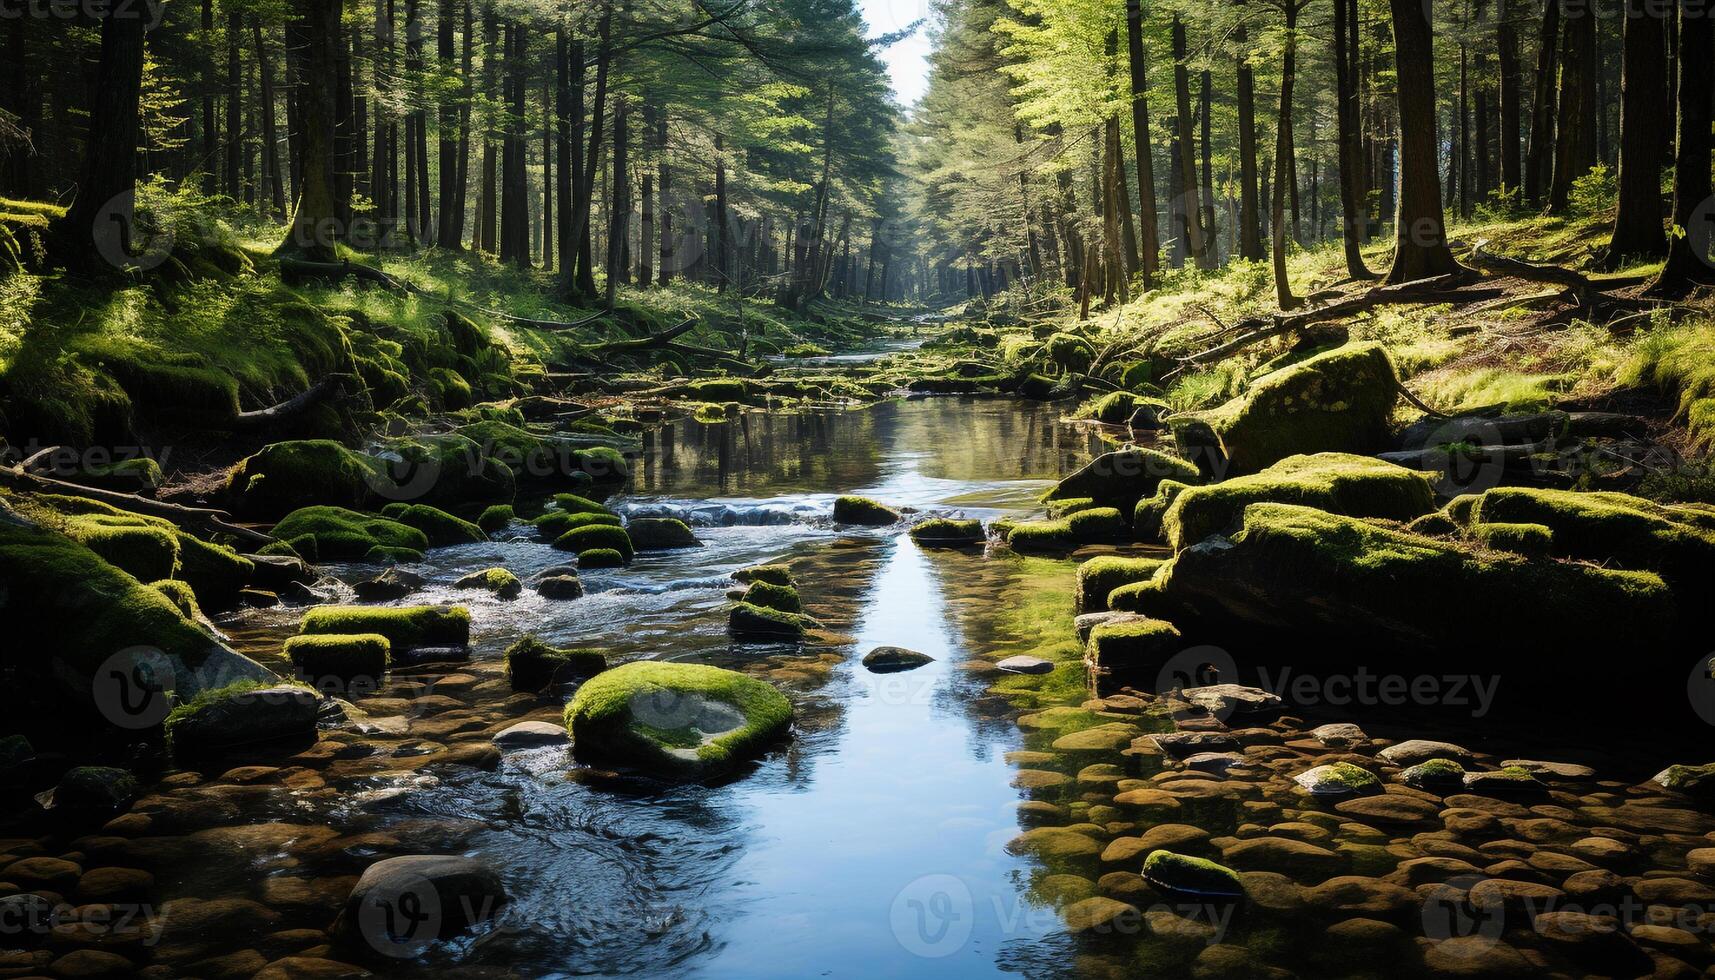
[[215, 397, 1118, 977]]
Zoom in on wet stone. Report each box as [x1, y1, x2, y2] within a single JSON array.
[[1377, 739, 1475, 767]]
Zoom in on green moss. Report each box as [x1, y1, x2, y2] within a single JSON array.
[[149, 579, 203, 620], [553, 523, 634, 561], [1405, 512, 1463, 537], [627, 517, 701, 551], [1066, 507, 1127, 543], [284, 633, 390, 686], [1162, 453, 1436, 550], [574, 446, 630, 483], [1075, 556, 1168, 613], [1005, 519, 1075, 552], [430, 366, 473, 409], [478, 505, 515, 533], [299, 605, 470, 650], [564, 661, 793, 776], [577, 547, 627, 569], [1470, 487, 1715, 596], [1619, 322, 1715, 450], [376, 433, 517, 508], [1086, 618, 1183, 675], [1400, 758, 1467, 790], [82, 456, 164, 490], [1199, 343, 1401, 475], [272, 506, 429, 561], [734, 564, 794, 587], [742, 581, 802, 613], [833, 495, 901, 526], [379, 503, 487, 546], [1469, 521, 1553, 557], [1301, 761, 1382, 795], [1142, 851, 1243, 898], [534, 510, 622, 541], [1445, 495, 1480, 526], [1043, 497, 1098, 519], [364, 545, 424, 564], [505, 635, 605, 691], [1074, 391, 1170, 425], [61, 513, 180, 582], [1045, 449, 1203, 510], [162, 678, 318, 751], [908, 518, 986, 547], [553, 493, 615, 516], [172, 532, 255, 607], [1044, 333, 1096, 373], [1132, 480, 1191, 543], [454, 566, 523, 599], [729, 601, 808, 640], [224, 440, 386, 519]]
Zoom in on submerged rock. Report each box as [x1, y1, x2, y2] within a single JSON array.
[[729, 602, 809, 641], [454, 567, 523, 600], [333, 855, 506, 955], [564, 661, 792, 777], [862, 646, 934, 673], [353, 567, 424, 602], [1141, 850, 1243, 899], [492, 721, 570, 750], [995, 655, 1054, 675], [535, 574, 585, 599], [908, 518, 985, 547], [44, 766, 138, 816], [1293, 762, 1382, 798]]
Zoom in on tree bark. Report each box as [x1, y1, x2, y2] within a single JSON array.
[[605, 96, 629, 306], [657, 109, 671, 286], [1125, 0, 1162, 278], [255, 18, 287, 218], [436, 0, 461, 248], [1524, 0, 1560, 207], [1546, 4, 1597, 212], [499, 20, 529, 266], [572, 2, 612, 296], [1198, 68, 1218, 269], [226, 6, 243, 200], [1234, 12, 1264, 261], [555, 32, 575, 284], [279, 0, 341, 260], [65, 2, 148, 271], [1272, 0, 1301, 307], [1385, 0, 1465, 282], [1649, 0, 1715, 292], [1603, 0, 1667, 265], [1333, 0, 1374, 277], [1496, 0, 1522, 196], [477, 2, 498, 252], [1171, 17, 1207, 266]]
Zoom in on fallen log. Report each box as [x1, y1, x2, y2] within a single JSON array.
[[0, 464, 274, 545], [233, 374, 349, 428], [279, 257, 411, 292], [1464, 242, 1596, 299]]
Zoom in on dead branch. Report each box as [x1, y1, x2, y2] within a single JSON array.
[[233, 374, 349, 428], [0, 464, 274, 545]]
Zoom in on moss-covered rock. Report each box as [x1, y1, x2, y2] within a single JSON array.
[[1197, 344, 1401, 475], [1045, 449, 1203, 510], [1044, 497, 1099, 519], [1045, 333, 1097, 373], [1162, 454, 1436, 550], [224, 440, 388, 519], [553, 524, 634, 561], [1142, 851, 1243, 899], [454, 567, 523, 600], [564, 661, 792, 776], [1076, 556, 1169, 613], [1086, 618, 1184, 677], [60, 510, 181, 582], [1399, 758, 1467, 791], [908, 518, 986, 547], [833, 495, 901, 526], [1469, 522, 1553, 557], [553, 493, 615, 516], [149, 579, 203, 620], [379, 504, 487, 546], [729, 601, 808, 640], [1076, 391, 1171, 426], [299, 605, 470, 650], [1158, 503, 1677, 654], [536, 572, 585, 599], [1003, 519, 1075, 552], [534, 510, 623, 541], [164, 680, 319, 757], [1653, 763, 1715, 804], [49, 765, 138, 815], [627, 517, 702, 551], [578, 548, 627, 569], [1294, 762, 1382, 797], [373, 433, 517, 508], [505, 635, 605, 692], [734, 564, 794, 587], [285, 633, 390, 688], [742, 581, 801, 613], [478, 505, 515, 533], [1066, 507, 1127, 543], [363, 545, 424, 564], [1133, 480, 1193, 543], [271, 506, 429, 561]]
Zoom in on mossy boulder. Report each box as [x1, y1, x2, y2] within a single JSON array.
[[272, 506, 429, 561], [454, 567, 523, 600], [908, 518, 986, 547], [299, 605, 470, 651], [627, 518, 702, 551], [285, 633, 390, 689], [505, 636, 606, 692], [729, 602, 809, 640], [1294, 762, 1383, 797], [379, 504, 486, 546], [1133, 481, 1193, 543], [1076, 557, 1169, 613], [553, 493, 616, 516], [1045, 449, 1203, 511], [1066, 507, 1127, 543], [536, 573, 585, 599], [1469, 487, 1715, 598], [1400, 758, 1468, 791], [1142, 851, 1243, 899], [225, 440, 388, 519], [578, 548, 628, 569], [534, 510, 623, 541], [1045, 333, 1097, 373], [564, 661, 792, 777], [833, 496, 901, 526], [742, 581, 801, 613], [1197, 343, 1401, 475], [0, 514, 274, 709], [478, 505, 515, 533], [373, 433, 518, 508], [1077, 391, 1171, 426], [553, 524, 634, 561], [734, 564, 794, 587], [1002, 519, 1074, 552], [43, 496, 254, 607], [1157, 503, 1676, 655], [59, 510, 181, 582], [165, 680, 320, 756], [1469, 522, 1553, 557], [1086, 618, 1184, 677], [1653, 763, 1715, 804], [1161, 454, 1436, 551], [150, 579, 203, 620], [49, 766, 138, 815]]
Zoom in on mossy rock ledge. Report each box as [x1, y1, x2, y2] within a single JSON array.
[[1044, 448, 1202, 511], [564, 661, 792, 777], [1161, 453, 1435, 551], [165, 681, 320, 757]]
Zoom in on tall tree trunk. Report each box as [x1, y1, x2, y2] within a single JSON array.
[[1385, 0, 1464, 282], [640, 102, 656, 287], [1198, 68, 1218, 268], [255, 19, 287, 218], [1234, 12, 1264, 260], [477, 3, 498, 252], [657, 109, 671, 286], [403, 0, 423, 245], [334, 26, 355, 234], [605, 96, 629, 306], [226, 6, 243, 200], [203, 0, 217, 191], [1456, 35, 1470, 217], [371, 0, 394, 239], [1271, 0, 1301, 307], [1125, 0, 1161, 278], [1546, 5, 1597, 213], [1603, 0, 1667, 266], [542, 74, 553, 269], [1649, 0, 1714, 292], [714, 133, 730, 294], [436, 0, 461, 247], [1333, 0, 1374, 277], [572, 2, 612, 296], [555, 32, 575, 284], [451, 0, 472, 245], [65, 2, 147, 271], [279, 0, 341, 260], [1523, 0, 1560, 207], [1171, 17, 1207, 265], [499, 20, 528, 266], [1496, 0, 1522, 197]]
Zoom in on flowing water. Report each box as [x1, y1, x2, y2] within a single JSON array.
[[211, 397, 1127, 977]]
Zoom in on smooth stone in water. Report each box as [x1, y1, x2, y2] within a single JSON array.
[[1377, 739, 1474, 766], [1293, 763, 1382, 798], [491, 722, 569, 750], [861, 646, 934, 673], [1178, 684, 1282, 716], [333, 855, 506, 951], [995, 656, 1054, 675], [1311, 723, 1367, 747]]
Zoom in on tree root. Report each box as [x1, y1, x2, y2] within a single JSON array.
[[0, 464, 273, 546]]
